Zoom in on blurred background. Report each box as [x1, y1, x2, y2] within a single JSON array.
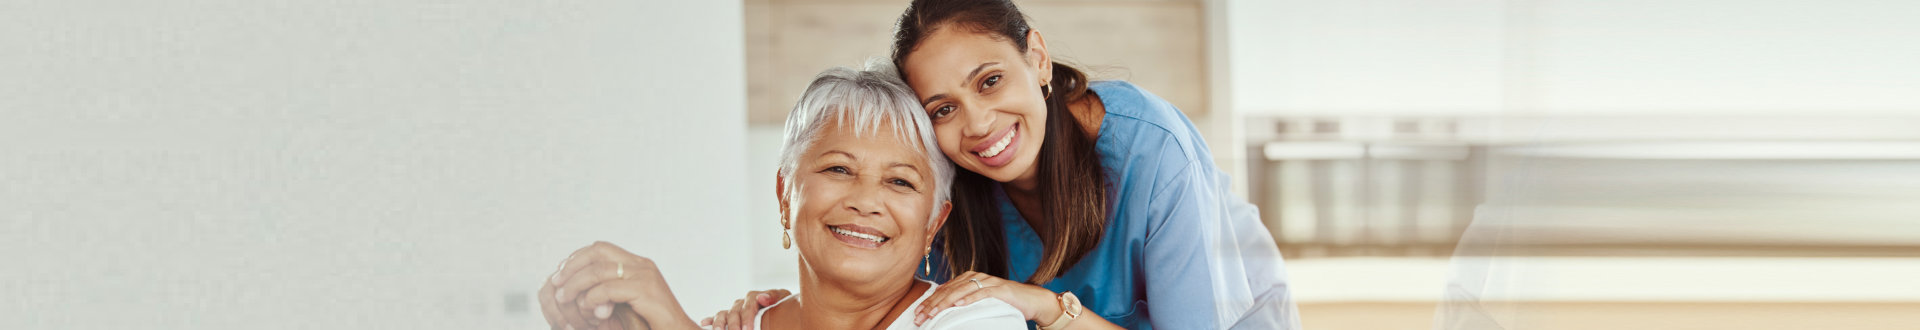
[[4, 0, 1917, 329]]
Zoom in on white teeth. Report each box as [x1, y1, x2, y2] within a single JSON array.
[[979, 128, 1015, 158], [830, 226, 888, 243]]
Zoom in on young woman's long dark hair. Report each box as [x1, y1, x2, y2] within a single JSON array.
[[891, 0, 1108, 285]]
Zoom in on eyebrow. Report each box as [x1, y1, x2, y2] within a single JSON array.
[[920, 62, 1000, 105], [888, 162, 920, 173], [821, 151, 922, 176], [820, 150, 856, 160]]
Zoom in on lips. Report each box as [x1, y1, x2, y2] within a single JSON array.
[[969, 122, 1020, 167], [826, 224, 890, 249]]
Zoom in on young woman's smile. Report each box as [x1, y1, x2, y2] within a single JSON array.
[[969, 122, 1021, 167]]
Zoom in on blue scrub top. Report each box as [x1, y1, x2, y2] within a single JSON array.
[[931, 81, 1300, 329]]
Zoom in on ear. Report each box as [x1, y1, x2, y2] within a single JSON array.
[[925, 200, 953, 241], [1025, 29, 1053, 85], [775, 170, 791, 227]]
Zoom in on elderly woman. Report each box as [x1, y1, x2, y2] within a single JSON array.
[[537, 64, 1026, 330]]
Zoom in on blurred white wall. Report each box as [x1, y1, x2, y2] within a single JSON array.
[[1225, 0, 1506, 116], [1, 1, 749, 329], [746, 124, 800, 294], [1227, 0, 1920, 117]]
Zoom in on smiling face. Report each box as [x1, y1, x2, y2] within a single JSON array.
[[901, 26, 1052, 186], [781, 119, 950, 287]]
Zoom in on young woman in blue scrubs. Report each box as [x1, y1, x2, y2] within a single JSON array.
[[705, 1, 1298, 329]]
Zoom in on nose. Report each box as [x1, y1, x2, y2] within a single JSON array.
[[844, 182, 886, 217], [960, 103, 996, 138]]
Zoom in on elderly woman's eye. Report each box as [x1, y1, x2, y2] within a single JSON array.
[[822, 166, 850, 175], [889, 178, 917, 190], [981, 75, 1000, 89]]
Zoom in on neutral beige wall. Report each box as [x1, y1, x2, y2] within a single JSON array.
[[745, 0, 1208, 124]]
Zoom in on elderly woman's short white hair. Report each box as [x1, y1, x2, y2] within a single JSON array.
[[777, 61, 953, 223]]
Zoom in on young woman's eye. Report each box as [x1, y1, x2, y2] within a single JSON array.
[[931, 105, 955, 119], [981, 75, 1000, 90]]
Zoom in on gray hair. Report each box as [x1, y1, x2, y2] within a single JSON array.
[[777, 61, 953, 224]]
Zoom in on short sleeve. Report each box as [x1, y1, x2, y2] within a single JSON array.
[[1140, 143, 1299, 329]]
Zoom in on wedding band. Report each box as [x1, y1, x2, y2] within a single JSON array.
[[970, 278, 983, 289], [617, 262, 626, 279]]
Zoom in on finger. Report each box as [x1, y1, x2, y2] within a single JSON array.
[[568, 282, 629, 330], [557, 261, 618, 303], [540, 284, 565, 330], [745, 289, 790, 329], [577, 281, 616, 313], [558, 282, 599, 330], [733, 295, 759, 330], [559, 301, 592, 330], [939, 287, 1007, 324], [742, 293, 770, 329], [551, 244, 598, 286], [553, 241, 627, 286], [710, 309, 729, 330], [549, 253, 574, 285], [917, 273, 985, 324], [568, 303, 599, 330], [952, 286, 1004, 307], [549, 277, 596, 330], [767, 288, 794, 303], [731, 295, 751, 319], [730, 298, 749, 330], [916, 279, 967, 320], [926, 273, 1001, 321], [578, 280, 649, 323], [743, 291, 767, 310], [930, 272, 987, 305]]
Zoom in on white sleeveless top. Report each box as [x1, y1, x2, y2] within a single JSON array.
[[741, 280, 1026, 329]]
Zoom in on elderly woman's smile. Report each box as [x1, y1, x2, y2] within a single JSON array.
[[827, 223, 891, 248]]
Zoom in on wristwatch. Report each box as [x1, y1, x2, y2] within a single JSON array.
[[1037, 291, 1082, 330]]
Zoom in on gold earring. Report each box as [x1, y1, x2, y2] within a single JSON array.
[[780, 214, 792, 250], [922, 247, 932, 275], [1041, 84, 1053, 99]]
